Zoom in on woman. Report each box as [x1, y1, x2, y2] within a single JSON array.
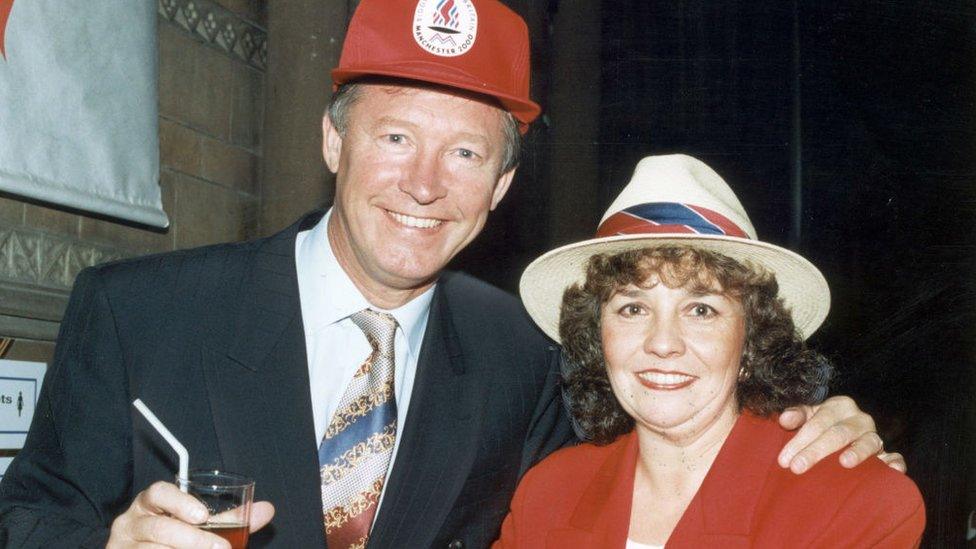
[[497, 155, 924, 548]]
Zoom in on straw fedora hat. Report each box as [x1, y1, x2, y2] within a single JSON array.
[[519, 154, 830, 343]]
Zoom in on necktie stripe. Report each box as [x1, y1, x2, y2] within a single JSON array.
[[323, 476, 386, 529], [335, 356, 389, 411], [320, 423, 397, 489], [321, 471, 388, 514], [321, 377, 394, 442], [319, 395, 395, 466]]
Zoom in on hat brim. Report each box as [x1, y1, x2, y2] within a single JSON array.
[[331, 63, 541, 133], [519, 233, 830, 343]]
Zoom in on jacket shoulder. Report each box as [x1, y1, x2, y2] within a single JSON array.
[[75, 215, 304, 304], [758, 422, 925, 546], [801, 455, 924, 545], [79, 209, 313, 289], [779, 439, 923, 512], [83, 237, 260, 284], [63, 224, 301, 342], [438, 271, 523, 310], [438, 271, 553, 347]]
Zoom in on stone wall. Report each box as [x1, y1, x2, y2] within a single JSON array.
[[0, 0, 266, 365]]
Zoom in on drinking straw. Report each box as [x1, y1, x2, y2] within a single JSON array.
[[132, 398, 189, 492]]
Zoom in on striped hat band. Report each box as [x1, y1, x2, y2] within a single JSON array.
[[596, 202, 749, 239]]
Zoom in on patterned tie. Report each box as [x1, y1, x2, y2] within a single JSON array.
[[319, 309, 398, 549]]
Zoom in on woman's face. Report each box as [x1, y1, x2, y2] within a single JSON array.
[[601, 274, 746, 439]]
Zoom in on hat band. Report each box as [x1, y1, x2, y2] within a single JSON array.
[[596, 202, 749, 239]]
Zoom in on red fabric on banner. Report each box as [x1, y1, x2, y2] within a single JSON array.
[[0, 0, 13, 59]]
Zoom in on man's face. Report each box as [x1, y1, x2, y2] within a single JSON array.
[[323, 84, 515, 303]]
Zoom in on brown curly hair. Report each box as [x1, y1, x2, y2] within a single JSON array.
[[559, 246, 833, 445]]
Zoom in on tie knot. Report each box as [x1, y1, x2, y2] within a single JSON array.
[[350, 309, 397, 356]]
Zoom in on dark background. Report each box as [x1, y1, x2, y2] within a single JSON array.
[[452, 1, 976, 546]]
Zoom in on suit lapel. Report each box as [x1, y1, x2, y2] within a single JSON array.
[[368, 275, 481, 547], [559, 432, 637, 548], [204, 212, 327, 548], [667, 413, 778, 547]]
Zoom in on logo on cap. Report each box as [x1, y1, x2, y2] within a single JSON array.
[[413, 0, 478, 57]]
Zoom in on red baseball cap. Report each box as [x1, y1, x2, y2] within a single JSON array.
[[332, 0, 541, 133]]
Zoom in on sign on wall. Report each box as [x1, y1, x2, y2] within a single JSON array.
[[0, 0, 168, 228], [0, 359, 45, 479], [0, 359, 45, 450]]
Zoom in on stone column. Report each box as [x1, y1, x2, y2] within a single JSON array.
[[545, 1, 602, 245], [258, 0, 349, 235]]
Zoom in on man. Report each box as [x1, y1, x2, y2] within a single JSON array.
[[0, 1, 898, 548]]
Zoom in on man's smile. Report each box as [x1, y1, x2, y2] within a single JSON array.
[[386, 209, 444, 230]]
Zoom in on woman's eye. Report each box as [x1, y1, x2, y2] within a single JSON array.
[[618, 304, 644, 317], [690, 303, 716, 317], [386, 134, 406, 144], [457, 148, 480, 160]]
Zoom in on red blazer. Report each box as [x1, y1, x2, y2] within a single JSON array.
[[495, 413, 925, 548]]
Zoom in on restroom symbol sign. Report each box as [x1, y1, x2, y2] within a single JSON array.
[[0, 377, 37, 433], [0, 360, 46, 450]]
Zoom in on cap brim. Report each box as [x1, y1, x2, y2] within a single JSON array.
[[331, 63, 540, 133], [519, 234, 830, 343]]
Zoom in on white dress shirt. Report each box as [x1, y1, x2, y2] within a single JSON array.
[[295, 209, 434, 507]]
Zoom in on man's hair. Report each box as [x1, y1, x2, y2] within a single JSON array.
[[559, 246, 834, 445], [327, 79, 522, 174]]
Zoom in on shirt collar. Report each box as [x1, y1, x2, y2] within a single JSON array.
[[298, 208, 435, 356]]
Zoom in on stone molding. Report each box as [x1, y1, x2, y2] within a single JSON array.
[[0, 225, 131, 341], [159, 0, 268, 71], [0, 225, 125, 293]]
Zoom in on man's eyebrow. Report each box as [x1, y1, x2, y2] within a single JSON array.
[[371, 116, 490, 142], [457, 131, 492, 144], [369, 115, 498, 156], [372, 116, 419, 130]]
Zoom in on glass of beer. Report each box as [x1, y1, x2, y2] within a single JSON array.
[[177, 470, 253, 549]]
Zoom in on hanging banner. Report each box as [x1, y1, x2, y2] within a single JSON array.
[[0, 0, 168, 228]]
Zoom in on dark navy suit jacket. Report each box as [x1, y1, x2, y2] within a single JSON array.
[[0, 210, 575, 548]]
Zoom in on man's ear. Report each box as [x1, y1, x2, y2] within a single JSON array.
[[322, 115, 342, 174], [489, 168, 517, 211]]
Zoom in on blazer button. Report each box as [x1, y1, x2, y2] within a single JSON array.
[[447, 540, 464, 549]]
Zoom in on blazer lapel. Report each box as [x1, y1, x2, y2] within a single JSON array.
[[557, 432, 638, 549], [368, 277, 481, 547], [204, 212, 327, 548], [667, 413, 779, 548]]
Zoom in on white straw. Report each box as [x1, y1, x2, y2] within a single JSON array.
[[132, 399, 189, 492]]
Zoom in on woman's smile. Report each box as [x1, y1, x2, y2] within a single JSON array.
[[635, 369, 697, 390]]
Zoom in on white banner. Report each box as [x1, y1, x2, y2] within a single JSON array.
[[0, 0, 168, 228]]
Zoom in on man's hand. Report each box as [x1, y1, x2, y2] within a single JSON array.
[[776, 395, 908, 474], [106, 481, 275, 548]]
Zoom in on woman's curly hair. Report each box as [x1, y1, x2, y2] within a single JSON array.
[[560, 246, 833, 445]]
